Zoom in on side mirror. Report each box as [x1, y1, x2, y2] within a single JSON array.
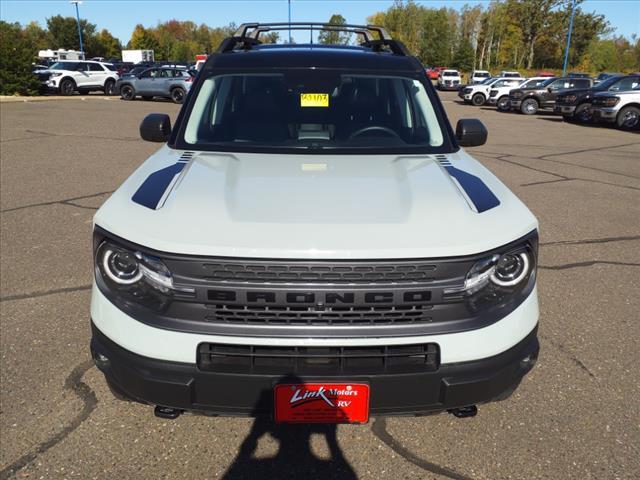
[[140, 113, 171, 142], [547, 87, 553, 92], [456, 119, 487, 147]]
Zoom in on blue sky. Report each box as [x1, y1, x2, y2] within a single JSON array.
[[1, 0, 638, 43]]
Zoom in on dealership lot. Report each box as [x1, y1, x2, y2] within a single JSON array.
[[1, 92, 639, 479]]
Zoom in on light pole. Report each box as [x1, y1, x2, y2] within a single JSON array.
[[562, 0, 577, 76], [288, 0, 292, 43], [70, 1, 84, 59]]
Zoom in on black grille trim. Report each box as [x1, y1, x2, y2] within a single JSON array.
[[197, 343, 440, 375]]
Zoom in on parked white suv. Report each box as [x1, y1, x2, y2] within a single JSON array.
[[488, 77, 547, 111], [459, 77, 521, 106], [37, 60, 119, 96], [470, 70, 491, 84], [438, 69, 462, 90], [500, 71, 523, 79], [90, 23, 540, 422], [591, 88, 640, 130]]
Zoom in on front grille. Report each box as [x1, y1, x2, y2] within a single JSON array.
[[197, 343, 440, 374], [194, 259, 438, 285], [204, 303, 433, 325]]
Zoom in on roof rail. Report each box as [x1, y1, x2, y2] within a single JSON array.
[[216, 22, 407, 55]]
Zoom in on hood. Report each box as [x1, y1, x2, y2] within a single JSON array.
[[95, 148, 537, 259]]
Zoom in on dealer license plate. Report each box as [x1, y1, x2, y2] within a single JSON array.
[[274, 383, 369, 424]]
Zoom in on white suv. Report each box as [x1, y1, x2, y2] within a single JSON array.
[[470, 70, 491, 84], [488, 77, 547, 111], [90, 23, 539, 422], [460, 77, 525, 106], [438, 69, 462, 90], [37, 60, 119, 96]]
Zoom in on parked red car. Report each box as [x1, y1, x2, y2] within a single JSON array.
[[427, 66, 447, 80]]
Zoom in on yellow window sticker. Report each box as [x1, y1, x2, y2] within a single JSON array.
[[300, 93, 329, 108]]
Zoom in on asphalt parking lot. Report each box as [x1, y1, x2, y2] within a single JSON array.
[[1, 91, 639, 480]]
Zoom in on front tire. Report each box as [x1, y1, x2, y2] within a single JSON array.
[[574, 103, 593, 124], [120, 84, 135, 101], [497, 96, 510, 112], [103, 79, 116, 96], [520, 98, 539, 115], [616, 106, 640, 130], [170, 87, 186, 104], [471, 93, 485, 106], [59, 78, 75, 96]]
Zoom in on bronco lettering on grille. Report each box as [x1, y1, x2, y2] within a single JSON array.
[[207, 290, 431, 304]]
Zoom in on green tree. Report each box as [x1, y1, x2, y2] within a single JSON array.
[[452, 37, 475, 71], [127, 24, 159, 51], [0, 21, 41, 95], [91, 29, 122, 59], [46, 15, 96, 54], [317, 14, 351, 45]]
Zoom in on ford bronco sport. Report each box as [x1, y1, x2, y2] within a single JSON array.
[[90, 23, 540, 423]]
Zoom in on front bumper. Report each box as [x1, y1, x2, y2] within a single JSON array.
[[440, 83, 460, 90], [554, 105, 577, 115], [592, 107, 617, 122], [91, 321, 539, 416]]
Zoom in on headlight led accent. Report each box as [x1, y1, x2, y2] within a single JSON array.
[[490, 252, 530, 286], [102, 247, 143, 284]]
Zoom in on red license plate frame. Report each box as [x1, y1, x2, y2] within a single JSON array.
[[274, 383, 370, 424]]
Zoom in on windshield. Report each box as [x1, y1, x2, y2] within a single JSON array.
[[443, 71, 458, 77], [475, 72, 490, 78], [593, 75, 624, 90], [182, 73, 445, 153], [521, 78, 549, 88], [481, 77, 496, 85]]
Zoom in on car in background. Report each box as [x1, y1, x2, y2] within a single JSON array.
[[426, 66, 446, 80], [567, 72, 591, 79], [437, 69, 461, 90], [36, 60, 119, 96], [459, 77, 520, 106], [116, 66, 194, 103], [110, 62, 134, 77], [488, 77, 547, 111], [470, 70, 491, 84], [500, 71, 522, 78], [594, 72, 621, 84], [554, 74, 639, 123], [536, 71, 555, 78], [509, 77, 592, 115], [591, 88, 640, 130]]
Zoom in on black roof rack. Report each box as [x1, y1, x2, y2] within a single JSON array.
[[217, 22, 409, 56]]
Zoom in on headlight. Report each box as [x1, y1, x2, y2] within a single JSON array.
[[95, 238, 192, 294], [445, 234, 537, 302], [596, 96, 620, 107], [50, 72, 63, 77], [562, 95, 578, 103]]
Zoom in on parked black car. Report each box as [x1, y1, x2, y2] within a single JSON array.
[[554, 74, 640, 123], [509, 77, 593, 115]]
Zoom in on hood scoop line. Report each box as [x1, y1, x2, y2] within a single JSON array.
[[132, 151, 196, 210], [435, 155, 500, 213]]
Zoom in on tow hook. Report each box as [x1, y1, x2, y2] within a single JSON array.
[[154, 406, 183, 419], [448, 405, 478, 418]]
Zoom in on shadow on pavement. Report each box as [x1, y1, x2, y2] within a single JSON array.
[[221, 376, 357, 480]]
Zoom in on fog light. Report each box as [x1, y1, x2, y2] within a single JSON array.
[[520, 353, 537, 370], [94, 352, 110, 368]]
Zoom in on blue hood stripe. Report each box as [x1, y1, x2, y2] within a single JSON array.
[[132, 161, 187, 209], [444, 165, 500, 213]]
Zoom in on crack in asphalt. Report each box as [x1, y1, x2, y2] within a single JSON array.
[[0, 285, 92, 302], [0, 191, 113, 213], [539, 334, 596, 379], [475, 148, 640, 191], [541, 235, 640, 246], [24, 129, 140, 143], [0, 360, 98, 480], [371, 418, 475, 480], [539, 260, 640, 270]]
